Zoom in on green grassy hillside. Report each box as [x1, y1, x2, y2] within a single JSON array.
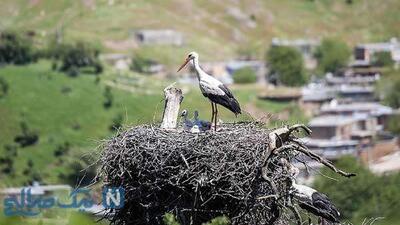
[[0, 61, 164, 185], [1, 0, 400, 65], [0, 61, 305, 186]]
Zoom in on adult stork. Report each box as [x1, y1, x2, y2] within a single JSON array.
[[288, 165, 341, 224], [177, 52, 241, 130]]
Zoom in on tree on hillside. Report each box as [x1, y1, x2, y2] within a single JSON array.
[[388, 114, 400, 135], [377, 70, 400, 109], [314, 156, 400, 223], [371, 52, 394, 67], [49, 42, 103, 76], [0, 30, 36, 65], [314, 156, 376, 220], [314, 38, 350, 74], [267, 46, 307, 86], [232, 67, 257, 84]]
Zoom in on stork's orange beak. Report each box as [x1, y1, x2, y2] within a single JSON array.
[[177, 57, 190, 72]]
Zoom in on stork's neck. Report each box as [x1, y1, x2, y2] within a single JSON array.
[[191, 57, 205, 80]]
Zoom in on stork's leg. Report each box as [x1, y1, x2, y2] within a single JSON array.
[[214, 103, 218, 131], [210, 102, 215, 124]]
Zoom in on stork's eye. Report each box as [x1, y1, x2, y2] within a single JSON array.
[[188, 54, 192, 58]]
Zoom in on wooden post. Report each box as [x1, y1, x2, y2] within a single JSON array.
[[160, 83, 183, 130]]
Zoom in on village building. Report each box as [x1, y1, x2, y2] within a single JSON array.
[[354, 37, 400, 64], [301, 83, 335, 116], [326, 73, 380, 87], [303, 115, 361, 160], [335, 85, 376, 102], [319, 101, 393, 130], [133, 29, 184, 46], [303, 99, 397, 161]]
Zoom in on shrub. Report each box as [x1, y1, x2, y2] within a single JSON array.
[[14, 121, 39, 147], [314, 38, 350, 74], [0, 77, 9, 98], [0, 30, 36, 65], [103, 86, 113, 109], [0, 156, 14, 175], [27, 159, 34, 168], [267, 46, 307, 86], [4, 144, 18, 157], [109, 113, 124, 131], [62, 160, 96, 186], [131, 55, 153, 73], [383, 75, 400, 108], [232, 67, 257, 84], [371, 52, 394, 67], [54, 142, 70, 157], [48, 41, 103, 76], [388, 114, 400, 135]]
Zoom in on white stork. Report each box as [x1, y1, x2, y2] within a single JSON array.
[[287, 164, 341, 224], [177, 52, 241, 130]]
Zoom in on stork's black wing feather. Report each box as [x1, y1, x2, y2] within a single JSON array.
[[312, 192, 340, 222], [205, 93, 241, 115], [218, 84, 234, 98], [312, 192, 331, 210], [299, 200, 340, 223]]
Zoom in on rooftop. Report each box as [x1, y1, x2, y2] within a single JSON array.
[[320, 102, 393, 115], [337, 85, 374, 94], [308, 115, 358, 127], [302, 137, 359, 148], [271, 38, 320, 47], [302, 84, 336, 102]]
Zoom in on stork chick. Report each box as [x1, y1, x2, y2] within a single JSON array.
[[180, 110, 193, 131], [193, 110, 211, 132]]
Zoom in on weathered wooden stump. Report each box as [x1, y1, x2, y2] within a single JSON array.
[[160, 83, 183, 130]]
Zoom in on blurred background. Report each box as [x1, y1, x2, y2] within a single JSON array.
[[0, 0, 399, 224]]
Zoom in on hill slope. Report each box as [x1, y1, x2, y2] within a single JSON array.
[[1, 0, 399, 64], [0, 61, 306, 185]]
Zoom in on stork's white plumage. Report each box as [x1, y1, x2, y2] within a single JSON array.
[[291, 181, 340, 223], [177, 52, 241, 130]]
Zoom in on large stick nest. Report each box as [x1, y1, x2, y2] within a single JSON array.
[[98, 122, 352, 225]]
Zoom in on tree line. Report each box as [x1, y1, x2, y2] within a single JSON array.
[[0, 30, 103, 76]]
